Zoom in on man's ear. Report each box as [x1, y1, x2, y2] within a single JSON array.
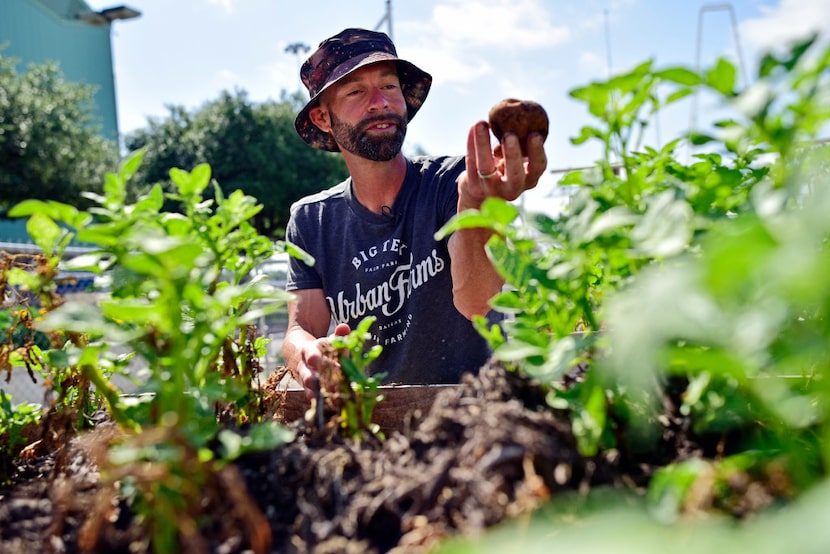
[[309, 105, 331, 133]]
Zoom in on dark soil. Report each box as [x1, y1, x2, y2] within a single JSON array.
[[0, 361, 731, 553]]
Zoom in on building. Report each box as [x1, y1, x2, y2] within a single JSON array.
[[0, 0, 140, 143], [0, 0, 140, 252]]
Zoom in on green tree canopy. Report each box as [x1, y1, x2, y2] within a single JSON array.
[[0, 54, 119, 214], [124, 90, 348, 237]]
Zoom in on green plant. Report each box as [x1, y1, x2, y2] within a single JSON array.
[[439, 33, 830, 502], [124, 89, 348, 235], [0, 52, 119, 212], [0, 389, 41, 480], [330, 316, 386, 441], [433, 31, 830, 554], [2, 233, 118, 431], [8, 150, 297, 552]]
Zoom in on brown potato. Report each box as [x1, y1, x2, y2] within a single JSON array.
[[488, 98, 549, 156]]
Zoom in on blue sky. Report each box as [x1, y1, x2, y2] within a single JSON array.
[[89, 0, 830, 207]]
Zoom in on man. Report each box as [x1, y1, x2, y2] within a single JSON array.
[[283, 28, 547, 398]]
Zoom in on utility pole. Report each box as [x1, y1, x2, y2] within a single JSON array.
[[374, 0, 393, 40]]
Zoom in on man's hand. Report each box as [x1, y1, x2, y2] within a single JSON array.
[[459, 120, 547, 211], [296, 323, 351, 399], [447, 121, 548, 319]]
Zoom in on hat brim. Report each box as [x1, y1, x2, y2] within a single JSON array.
[[294, 55, 432, 152]]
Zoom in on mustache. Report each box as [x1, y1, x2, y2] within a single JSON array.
[[358, 113, 407, 134]]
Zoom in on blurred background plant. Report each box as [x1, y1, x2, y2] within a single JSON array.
[[437, 32, 830, 551]]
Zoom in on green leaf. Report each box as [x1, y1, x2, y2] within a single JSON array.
[[647, 458, 711, 523], [26, 212, 64, 255], [120, 148, 145, 183], [664, 88, 693, 106], [134, 183, 165, 214], [39, 303, 141, 341], [572, 381, 607, 456], [631, 192, 693, 258], [654, 67, 703, 86], [435, 198, 519, 239], [102, 172, 125, 206], [495, 339, 546, 362], [285, 241, 315, 267], [9, 200, 87, 228], [571, 126, 605, 146], [170, 163, 212, 197], [6, 267, 39, 290], [61, 252, 106, 272], [586, 207, 637, 241], [705, 58, 738, 95]]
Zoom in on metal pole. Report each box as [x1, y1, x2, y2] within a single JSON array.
[[604, 9, 612, 79], [387, 0, 393, 41], [374, 0, 393, 41], [689, 3, 749, 137]]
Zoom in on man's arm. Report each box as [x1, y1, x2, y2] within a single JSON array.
[[449, 121, 547, 319]]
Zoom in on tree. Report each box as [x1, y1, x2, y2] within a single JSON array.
[[124, 90, 348, 237], [0, 54, 119, 213]]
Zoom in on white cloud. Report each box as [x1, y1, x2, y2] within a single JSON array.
[[428, 0, 571, 49], [206, 0, 236, 15], [216, 68, 239, 84], [740, 0, 830, 53], [401, 0, 569, 86], [578, 50, 606, 74], [407, 45, 493, 86]]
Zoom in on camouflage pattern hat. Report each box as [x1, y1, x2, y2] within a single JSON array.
[[294, 28, 432, 152]]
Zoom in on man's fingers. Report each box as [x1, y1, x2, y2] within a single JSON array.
[[501, 134, 525, 197], [300, 366, 318, 399], [525, 132, 547, 187]]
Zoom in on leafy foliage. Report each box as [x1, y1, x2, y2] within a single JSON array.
[[330, 316, 386, 441], [439, 31, 830, 530], [0, 389, 41, 479], [0, 53, 118, 213], [124, 90, 349, 236], [6, 151, 297, 550]]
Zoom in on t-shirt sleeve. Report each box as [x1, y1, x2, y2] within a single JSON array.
[[436, 156, 466, 227], [284, 206, 322, 292]]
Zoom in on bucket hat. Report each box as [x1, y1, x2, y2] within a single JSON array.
[[294, 28, 432, 152]]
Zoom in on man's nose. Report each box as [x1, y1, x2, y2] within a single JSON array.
[[368, 87, 390, 111]]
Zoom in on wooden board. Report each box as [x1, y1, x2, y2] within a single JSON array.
[[277, 384, 460, 435]]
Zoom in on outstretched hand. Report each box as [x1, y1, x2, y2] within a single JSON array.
[[298, 323, 351, 400], [459, 121, 547, 211]]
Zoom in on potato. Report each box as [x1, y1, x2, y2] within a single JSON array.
[[488, 98, 549, 156]]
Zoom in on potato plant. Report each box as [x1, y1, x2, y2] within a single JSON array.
[[330, 316, 386, 441], [5, 151, 297, 551], [439, 31, 830, 525]]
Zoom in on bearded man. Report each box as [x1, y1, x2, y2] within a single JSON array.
[[283, 28, 547, 397]]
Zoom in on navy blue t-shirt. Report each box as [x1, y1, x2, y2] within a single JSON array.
[[285, 155, 497, 384]]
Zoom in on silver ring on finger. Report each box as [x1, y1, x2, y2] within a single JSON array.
[[477, 169, 498, 179]]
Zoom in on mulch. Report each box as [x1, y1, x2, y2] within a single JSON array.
[[0, 361, 697, 553]]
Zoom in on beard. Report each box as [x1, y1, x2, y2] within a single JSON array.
[[330, 112, 407, 161]]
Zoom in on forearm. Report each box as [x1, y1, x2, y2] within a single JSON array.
[[448, 224, 504, 320], [449, 119, 546, 319]]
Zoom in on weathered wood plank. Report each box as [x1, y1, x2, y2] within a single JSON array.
[[277, 384, 460, 435]]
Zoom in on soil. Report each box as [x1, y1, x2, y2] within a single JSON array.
[[0, 361, 760, 553]]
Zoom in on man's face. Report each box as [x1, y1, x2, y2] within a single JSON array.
[[313, 61, 408, 161]]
